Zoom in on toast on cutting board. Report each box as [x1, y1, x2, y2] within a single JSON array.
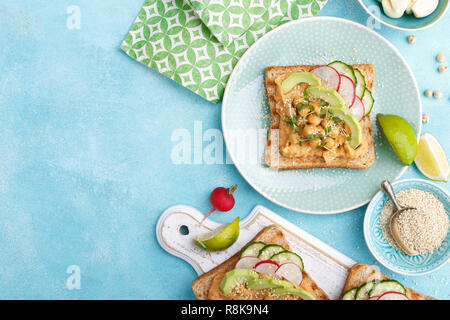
[[342, 263, 435, 300], [191, 225, 329, 300], [265, 64, 375, 170]]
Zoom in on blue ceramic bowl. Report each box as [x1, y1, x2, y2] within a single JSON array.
[[364, 179, 449, 275], [358, 0, 449, 30]]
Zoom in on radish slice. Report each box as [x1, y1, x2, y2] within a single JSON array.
[[338, 74, 356, 107], [235, 257, 261, 270], [367, 296, 379, 300], [311, 66, 341, 91], [377, 292, 409, 300], [349, 96, 365, 121], [254, 260, 279, 276], [275, 263, 303, 286]]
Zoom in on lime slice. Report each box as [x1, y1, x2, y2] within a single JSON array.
[[415, 133, 449, 182], [194, 217, 239, 251], [377, 114, 418, 165]]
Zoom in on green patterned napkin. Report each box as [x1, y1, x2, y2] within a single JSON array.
[[121, 0, 328, 103]]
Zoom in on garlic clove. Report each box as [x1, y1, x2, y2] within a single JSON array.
[[405, 0, 417, 14], [412, 0, 439, 18], [382, 0, 409, 18]]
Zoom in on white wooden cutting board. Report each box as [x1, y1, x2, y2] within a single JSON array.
[[156, 204, 356, 300]]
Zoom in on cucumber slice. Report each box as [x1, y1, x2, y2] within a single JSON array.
[[361, 89, 374, 116], [340, 287, 357, 300], [270, 251, 304, 270], [355, 280, 378, 300], [328, 61, 357, 85], [354, 69, 366, 98], [257, 245, 285, 260], [369, 280, 406, 298], [240, 242, 266, 258]]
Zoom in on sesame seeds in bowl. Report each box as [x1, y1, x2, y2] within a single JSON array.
[[364, 179, 450, 276]]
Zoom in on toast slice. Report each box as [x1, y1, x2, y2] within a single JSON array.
[[265, 64, 375, 170], [192, 225, 329, 300], [342, 263, 434, 300]]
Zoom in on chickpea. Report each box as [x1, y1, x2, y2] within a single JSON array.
[[424, 89, 432, 97], [322, 118, 336, 127], [316, 127, 325, 136], [303, 124, 324, 137], [307, 113, 322, 126], [336, 135, 346, 145], [309, 138, 321, 148], [330, 126, 340, 138], [407, 35, 416, 44], [299, 106, 310, 117], [433, 91, 443, 99], [302, 124, 316, 136], [309, 104, 319, 113], [437, 53, 445, 62], [323, 137, 336, 149]]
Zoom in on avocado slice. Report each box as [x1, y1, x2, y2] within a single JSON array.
[[326, 107, 362, 149], [219, 269, 259, 295], [247, 278, 293, 290], [305, 86, 346, 109], [272, 287, 316, 300], [281, 72, 321, 93]]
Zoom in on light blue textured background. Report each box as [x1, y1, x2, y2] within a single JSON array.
[[0, 0, 448, 299]]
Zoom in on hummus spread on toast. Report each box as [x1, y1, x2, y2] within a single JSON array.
[[274, 72, 367, 163]]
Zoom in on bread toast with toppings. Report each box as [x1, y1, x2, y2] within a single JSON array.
[[191, 225, 329, 300], [265, 64, 375, 170], [342, 263, 434, 300]]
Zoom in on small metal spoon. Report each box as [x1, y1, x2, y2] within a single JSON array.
[[380, 180, 418, 256]]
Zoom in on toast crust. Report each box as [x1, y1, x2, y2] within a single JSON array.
[[192, 225, 329, 300], [342, 263, 435, 300], [265, 64, 375, 170]]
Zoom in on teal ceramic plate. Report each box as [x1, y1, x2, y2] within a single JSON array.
[[358, 0, 449, 31], [222, 17, 422, 214], [364, 179, 449, 275]]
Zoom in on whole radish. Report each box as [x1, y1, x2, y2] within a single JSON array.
[[201, 185, 237, 224]]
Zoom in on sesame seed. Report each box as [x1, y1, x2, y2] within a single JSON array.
[[380, 189, 448, 255]]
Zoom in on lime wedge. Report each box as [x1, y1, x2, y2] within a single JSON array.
[[377, 114, 418, 165], [194, 217, 239, 251], [415, 133, 449, 182]]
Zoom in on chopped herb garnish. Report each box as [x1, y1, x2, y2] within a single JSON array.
[[346, 136, 351, 141], [316, 142, 328, 149], [320, 101, 329, 107], [285, 116, 300, 131], [332, 116, 342, 124], [296, 103, 308, 112], [324, 127, 331, 134], [306, 133, 323, 140]]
